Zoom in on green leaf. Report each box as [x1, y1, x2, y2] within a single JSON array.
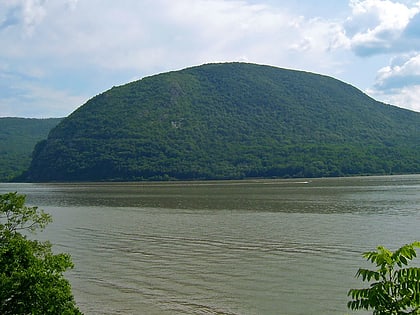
[[0, 192, 83, 315], [348, 241, 420, 314]]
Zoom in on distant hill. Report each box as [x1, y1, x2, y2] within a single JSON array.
[[24, 63, 420, 181], [0, 117, 62, 181]]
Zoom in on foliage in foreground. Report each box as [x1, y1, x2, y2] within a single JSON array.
[[348, 241, 420, 314], [0, 192, 83, 315]]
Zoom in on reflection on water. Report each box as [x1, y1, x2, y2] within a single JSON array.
[[1, 175, 419, 314], [9, 175, 420, 214]]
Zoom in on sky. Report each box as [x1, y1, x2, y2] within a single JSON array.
[[1, 0, 420, 118]]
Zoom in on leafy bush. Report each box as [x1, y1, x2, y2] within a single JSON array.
[[348, 242, 420, 314], [0, 192, 83, 315]]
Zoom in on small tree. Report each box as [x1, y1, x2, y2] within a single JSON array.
[[0, 192, 83, 315], [348, 241, 420, 315]]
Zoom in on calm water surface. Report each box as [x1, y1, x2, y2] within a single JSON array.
[[1, 175, 420, 315]]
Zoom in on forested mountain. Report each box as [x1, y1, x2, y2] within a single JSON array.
[[0, 117, 62, 181], [24, 63, 420, 181]]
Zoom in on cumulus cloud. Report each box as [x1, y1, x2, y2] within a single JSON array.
[[368, 84, 420, 111], [374, 53, 420, 89], [364, 53, 420, 111], [335, 0, 420, 111], [1, 0, 420, 116], [345, 0, 420, 56], [1, 0, 353, 117], [2, 0, 350, 71]]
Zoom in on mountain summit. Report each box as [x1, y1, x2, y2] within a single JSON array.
[[25, 63, 420, 181]]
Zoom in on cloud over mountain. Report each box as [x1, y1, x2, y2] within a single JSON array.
[[1, 0, 420, 117], [345, 0, 420, 56]]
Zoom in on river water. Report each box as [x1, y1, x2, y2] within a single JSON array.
[[1, 175, 420, 315]]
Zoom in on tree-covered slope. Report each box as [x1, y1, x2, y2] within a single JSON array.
[[0, 118, 62, 181], [25, 63, 420, 181]]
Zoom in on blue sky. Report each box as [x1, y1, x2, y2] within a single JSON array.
[[1, 0, 420, 117]]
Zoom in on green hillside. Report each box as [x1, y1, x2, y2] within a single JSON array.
[[0, 117, 62, 181], [25, 63, 420, 181]]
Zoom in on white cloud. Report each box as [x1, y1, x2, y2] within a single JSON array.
[[366, 53, 420, 112], [33, 1, 348, 71], [1, 1, 349, 83], [368, 85, 420, 112], [345, 0, 420, 55], [0, 63, 87, 118], [0, 80, 87, 118], [375, 53, 420, 89], [335, 0, 420, 111], [0, 0, 49, 36], [1, 0, 420, 116]]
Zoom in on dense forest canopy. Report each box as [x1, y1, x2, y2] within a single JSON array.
[[0, 118, 62, 181], [21, 63, 420, 181]]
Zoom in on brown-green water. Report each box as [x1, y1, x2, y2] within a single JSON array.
[[1, 175, 419, 314]]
